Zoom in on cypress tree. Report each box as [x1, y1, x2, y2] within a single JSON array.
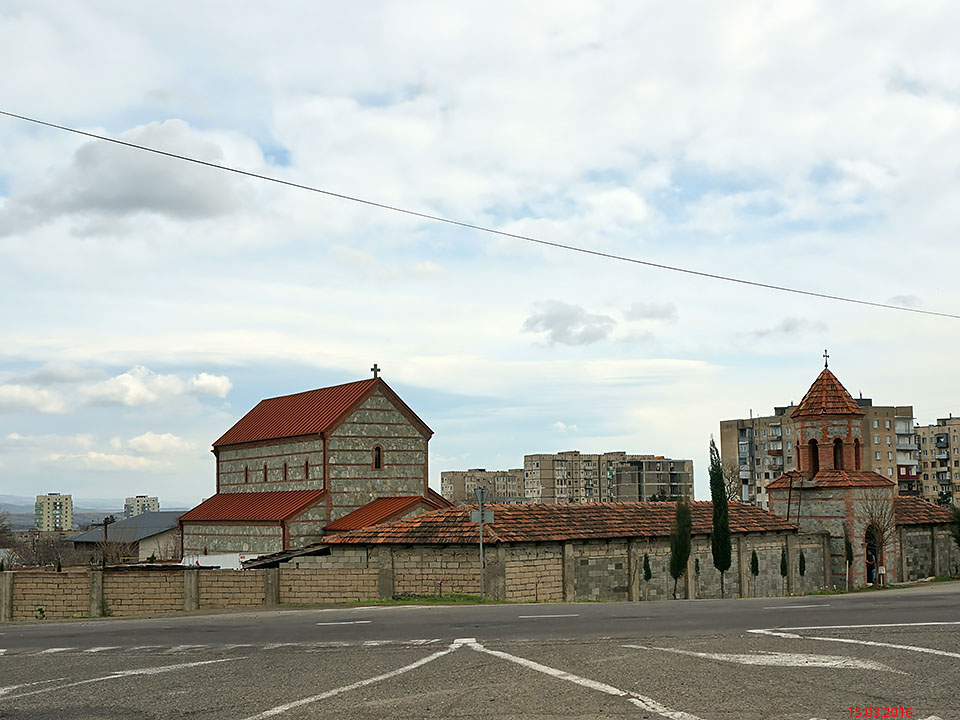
[[780, 546, 788, 594], [844, 524, 854, 590], [708, 438, 732, 597], [643, 553, 652, 582], [799, 550, 806, 577], [669, 496, 692, 599]]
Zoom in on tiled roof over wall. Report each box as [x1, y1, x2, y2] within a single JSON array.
[[791, 369, 864, 417], [767, 470, 896, 489], [325, 496, 445, 531], [322, 501, 797, 545], [894, 496, 954, 526]]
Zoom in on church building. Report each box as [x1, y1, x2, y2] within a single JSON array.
[[767, 361, 958, 587], [179, 371, 449, 564]]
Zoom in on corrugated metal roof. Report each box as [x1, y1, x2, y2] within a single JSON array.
[[213, 379, 377, 447], [792, 369, 864, 417], [179, 490, 326, 522], [322, 501, 798, 545], [71, 511, 181, 544], [325, 495, 444, 532]]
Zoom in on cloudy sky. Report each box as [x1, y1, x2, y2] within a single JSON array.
[[1, 2, 959, 507]]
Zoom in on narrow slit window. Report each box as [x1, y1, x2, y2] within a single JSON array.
[[373, 445, 383, 469]]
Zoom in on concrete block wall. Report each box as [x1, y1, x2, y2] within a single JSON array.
[[504, 545, 563, 602], [199, 569, 265, 609], [103, 571, 184, 617], [391, 546, 481, 596], [9, 569, 88, 620], [573, 539, 630, 602], [182, 522, 282, 556], [279, 568, 378, 603]]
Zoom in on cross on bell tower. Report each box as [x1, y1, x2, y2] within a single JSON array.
[[823, 349, 830, 368], [370, 363, 380, 379]]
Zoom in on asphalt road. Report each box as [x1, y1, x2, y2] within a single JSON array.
[[1, 582, 957, 719]]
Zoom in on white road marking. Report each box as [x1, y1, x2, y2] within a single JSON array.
[[0, 658, 244, 702], [262, 643, 301, 650], [0, 678, 66, 698], [768, 621, 960, 631], [316, 620, 372, 626], [403, 639, 439, 645], [517, 613, 580, 619], [624, 644, 901, 672], [38, 647, 72, 654], [128, 645, 165, 652], [751, 628, 960, 659], [467, 642, 705, 720], [84, 646, 121, 653], [167, 644, 207, 652], [241, 641, 464, 719], [762, 604, 830, 609], [0, 649, 5, 656]]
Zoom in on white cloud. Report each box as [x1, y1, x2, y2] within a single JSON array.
[[552, 421, 578, 433], [0, 385, 67, 414], [190, 373, 232, 398], [44, 451, 161, 471], [127, 431, 192, 454], [523, 301, 616, 346]]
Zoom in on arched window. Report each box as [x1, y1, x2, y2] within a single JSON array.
[[854, 438, 862, 470], [283, 462, 288, 481], [808, 439, 820, 475], [304, 460, 310, 481], [833, 438, 844, 470], [244, 465, 249, 484], [373, 445, 383, 470], [263, 463, 268, 482]]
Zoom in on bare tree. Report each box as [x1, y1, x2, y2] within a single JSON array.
[[859, 498, 896, 586], [722, 462, 742, 502], [94, 539, 139, 565], [0, 511, 11, 545]]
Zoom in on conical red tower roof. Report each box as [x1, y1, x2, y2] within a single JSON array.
[[791, 368, 863, 418]]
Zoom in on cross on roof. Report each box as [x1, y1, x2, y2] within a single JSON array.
[[371, 363, 380, 379], [823, 349, 829, 368]]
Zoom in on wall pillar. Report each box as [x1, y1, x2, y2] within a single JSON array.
[[264, 567, 280, 606], [562, 542, 575, 602], [785, 535, 797, 595], [183, 568, 199, 611], [822, 533, 832, 589], [684, 551, 696, 600], [930, 526, 941, 577], [485, 544, 506, 601], [88, 569, 103, 618], [375, 546, 394, 599], [897, 527, 908, 583], [627, 539, 641, 602], [0, 571, 13, 622], [737, 536, 749, 598]]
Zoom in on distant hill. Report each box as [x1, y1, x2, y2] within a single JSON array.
[[1, 494, 188, 531]]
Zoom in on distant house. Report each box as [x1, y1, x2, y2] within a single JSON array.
[[71, 511, 181, 561]]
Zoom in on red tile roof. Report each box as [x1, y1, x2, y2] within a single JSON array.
[[179, 489, 326, 522], [791, 369, 864, 418], [894, 496, 954, 526], [326, 495, 446, 532], [321, 501, 797, 545], [213, 379, 377, 447], [767, 470, 895, 489]]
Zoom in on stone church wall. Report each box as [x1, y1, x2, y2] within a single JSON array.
[[326, 389, 428, 521], [182, 522, 282, 556], [216, 437, 325, 493], [899, 526, 960, 581]]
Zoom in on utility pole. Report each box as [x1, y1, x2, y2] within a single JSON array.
[[471, 487, 492, 599]]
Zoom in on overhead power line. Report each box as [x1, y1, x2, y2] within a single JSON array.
[[2, 109, 957, 320]]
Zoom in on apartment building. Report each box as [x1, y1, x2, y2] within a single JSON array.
[[720, 399, 917, 508], [522, 451, 693, 503], [916, 416, 960, 506], [440, 469, 526, 505], [34, 493, 73, 532], [124, 495, 160, 518]]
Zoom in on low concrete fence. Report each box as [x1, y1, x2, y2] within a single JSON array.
[[0, 531, 833, 622]]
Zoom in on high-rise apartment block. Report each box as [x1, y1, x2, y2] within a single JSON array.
[[34, 493, 73, 531], [440, 469, 526, 505], [720, 398, 917, 508], [124, 495, 160, 518], [522, 451, 693, 503], [916, 416, 960, 506]]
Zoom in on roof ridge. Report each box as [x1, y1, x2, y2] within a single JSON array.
[[261, 378, 376, 402]]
